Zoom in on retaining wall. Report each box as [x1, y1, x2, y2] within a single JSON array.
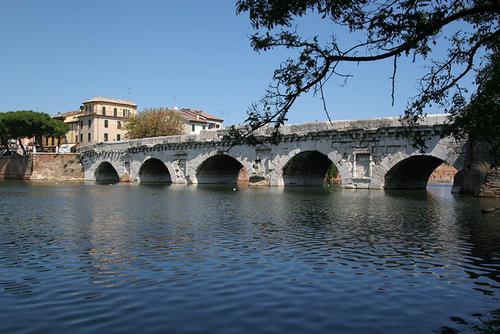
[[0, 154, 84, 181]]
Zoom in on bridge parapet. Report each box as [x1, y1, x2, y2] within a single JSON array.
[[79, 114, 449, 155]]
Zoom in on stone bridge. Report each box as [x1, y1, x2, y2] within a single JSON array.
[[79, 114, 466, 190]]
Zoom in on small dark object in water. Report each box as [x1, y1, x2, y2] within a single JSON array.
[[481, 207, 500, 213]]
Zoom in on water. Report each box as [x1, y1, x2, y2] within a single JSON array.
[[0, 181, 498, 334]]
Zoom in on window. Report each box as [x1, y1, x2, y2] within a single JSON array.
[[104, 133, 108, 141], [102, 106, 106, 115], [88, 119, 91, 127], [191, 124, 195, 132], [104, 120, 108, 128], [114, 108, 117, 117], [88, 133, 91, 142], [80, 133, 83, 143], [202, 125, 206, 130], [117, 121, 121, 129], [117, 134, 121, 141], [45, 137, 49, 145], [80, 120, 83, 128]]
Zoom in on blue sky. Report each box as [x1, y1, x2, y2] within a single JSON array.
[[0, 0, 477, 126]]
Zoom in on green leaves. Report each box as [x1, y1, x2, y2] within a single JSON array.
[[235, 0, 499, 160], [0, 110, 69, 153], [124, 108, 185, 139]]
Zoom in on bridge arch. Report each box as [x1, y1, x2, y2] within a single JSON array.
[[384, 154, 455, 189], [282, 150, 341, 186], [95, 161, 120, 183], [196, 154, 246, 185], [138, 158, 172, 184]]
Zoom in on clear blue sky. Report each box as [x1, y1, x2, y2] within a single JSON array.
[[0, 0, 475, 126]]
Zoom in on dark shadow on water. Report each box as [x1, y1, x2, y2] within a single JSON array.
[[384, 184, 455, 201], [437, 308, 500, 334], [138, 182, 172, 187]]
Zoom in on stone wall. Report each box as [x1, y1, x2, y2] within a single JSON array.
[[30, 153, 84, 181], [428, 163, 458, 184], [0, 156, 32, 179]]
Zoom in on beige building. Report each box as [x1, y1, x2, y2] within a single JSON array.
[[78, 97, 137, 146], [177, 108, 223, 134], [53, 110, 82, 144], [39, 110, 82, 152]]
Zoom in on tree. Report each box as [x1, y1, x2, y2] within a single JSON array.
[[43, 118, 70, 151], [234, 0, 499, 161], [124, 108, 185, 139], [0, 110, 68, 155]]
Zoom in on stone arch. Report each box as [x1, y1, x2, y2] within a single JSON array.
[[368, 136, 465, 190], [282, 150, 337, 186], [138, 158, 172, 183], [270, 148, 352, 187], [196, 153, 245, 185], [95, 161, 120, 183], [384, 154, 448, 189]]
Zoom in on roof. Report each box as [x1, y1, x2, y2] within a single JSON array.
[[83, 96, 137, 107], [178, 108, 223, 122], [52, 110, 83, 119]]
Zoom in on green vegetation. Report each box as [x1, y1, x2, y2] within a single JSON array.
[[233, 0, 499, 163], [124, 107, 185, 139], [0, 110, 69, 155], [325, 163, 339, 183]]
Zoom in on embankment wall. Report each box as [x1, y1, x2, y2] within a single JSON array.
[[0, 154, 83, 181]]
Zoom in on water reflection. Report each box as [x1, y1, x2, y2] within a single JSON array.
[[0, 181, 498, 334]]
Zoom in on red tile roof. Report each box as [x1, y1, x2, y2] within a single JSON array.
[[178, 108, 223, 122]]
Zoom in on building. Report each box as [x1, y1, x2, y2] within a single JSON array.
[[78, 97, 137, 146], [54, 110, 82, 145], [42, 99, 222, 150], [177, 108, 223, 134]]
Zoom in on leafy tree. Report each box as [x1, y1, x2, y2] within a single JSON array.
[[442, 50, 500, 165], [124, 108, 185, 139], [0, 110, 68, 155], [234, 0, 499, 161], [43, 118, 70, 151]]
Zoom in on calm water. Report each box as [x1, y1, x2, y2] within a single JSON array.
[[0, 181, 499, 334]]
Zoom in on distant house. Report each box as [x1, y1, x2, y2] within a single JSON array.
[[78, 96, 137, 145], [43, 110, 83, 152], [44, 100, 223, 151], [177, 108, 223, 134]]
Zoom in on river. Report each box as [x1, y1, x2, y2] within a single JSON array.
[[0, 181, 498, 333]]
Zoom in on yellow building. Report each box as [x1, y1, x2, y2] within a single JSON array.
[[78, 97, 137, 146], [41, 110, 82, 152], [53, 110, 82, 145]]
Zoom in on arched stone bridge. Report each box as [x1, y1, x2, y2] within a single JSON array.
[[79, 114, 466, 190]]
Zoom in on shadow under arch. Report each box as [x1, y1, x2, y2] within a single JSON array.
[[283, 150, 336, 186], [384, 155, 446, 189], [95, 162, 119, 184], [196, 154, 244, 185], [139, 158, 172, 184]]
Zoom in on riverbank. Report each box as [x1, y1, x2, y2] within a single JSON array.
[[0, 153, 83, 181]]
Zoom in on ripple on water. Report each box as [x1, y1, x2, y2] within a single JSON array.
[[0, 182, 498, 334]]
